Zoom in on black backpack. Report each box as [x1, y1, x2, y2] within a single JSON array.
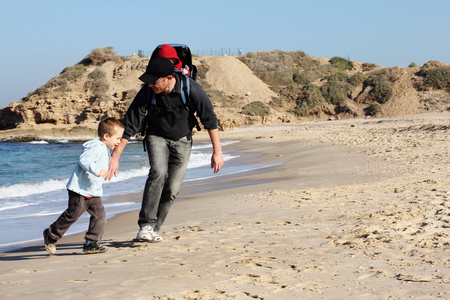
[[150, 43, 197, 81]]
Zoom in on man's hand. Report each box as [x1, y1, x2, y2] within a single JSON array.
[[211, 152, 224, 173], [207, 129, 224, 174], [107, 137, 129, 181], [107, 157, 119, 181]]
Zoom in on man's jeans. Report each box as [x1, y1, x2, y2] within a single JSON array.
[[139, 135, 192, 231]]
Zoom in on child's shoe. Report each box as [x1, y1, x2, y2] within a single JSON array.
[[43, 229, 57, 254], [83, 241, 108, 254]]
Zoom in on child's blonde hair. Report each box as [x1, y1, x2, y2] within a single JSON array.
[[98, 117, 124, 137]]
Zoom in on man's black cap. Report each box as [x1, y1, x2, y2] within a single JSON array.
[[138, 57, 174, 84]]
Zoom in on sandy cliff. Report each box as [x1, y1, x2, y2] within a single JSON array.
[[0, 49, 449, 141]]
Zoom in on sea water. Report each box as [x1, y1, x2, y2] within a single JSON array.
[[0, 139, 278, 252]]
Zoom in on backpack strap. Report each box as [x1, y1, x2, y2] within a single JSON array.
[[180, 73, 189, 109], [179, 74, 201, 131], [150, 70, 188, 106]]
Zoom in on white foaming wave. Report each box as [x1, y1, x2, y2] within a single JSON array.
[[108, 151, 226, 181], [220, 140, 239, 147], [0, 150, 239, 200], [28, 140, 69, 144], [188, 152, 210, 168], [192, 140, 238, 150], [108, 166, 149, 182], [0, 201, 35, 211], [0, 179, 67, 200], [192, 144, 212, 150], [28, 141, 49, 144], [0, 209, 63, 221], [22, 210, 61, 218], [0, 167, 151, 200], [104, 202, 137, 208], [188, 153, 238, 168]]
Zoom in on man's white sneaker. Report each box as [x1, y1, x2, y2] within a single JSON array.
[[136, 225, 154, 241], [152, 230, 163, 242]]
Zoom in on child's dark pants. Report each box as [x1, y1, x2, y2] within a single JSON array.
[[46, 190, 106, 242]]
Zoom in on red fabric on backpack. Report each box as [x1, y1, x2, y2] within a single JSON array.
[[157, 44, 182, 70], [156, 44, 191, 76]]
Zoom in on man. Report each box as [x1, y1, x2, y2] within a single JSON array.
[[108, 56, 224, 242]]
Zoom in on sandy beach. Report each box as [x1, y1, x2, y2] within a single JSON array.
[[1, 112, 449, 299]]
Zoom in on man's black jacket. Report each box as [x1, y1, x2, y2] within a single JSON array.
[[122, 73, 218, 141]]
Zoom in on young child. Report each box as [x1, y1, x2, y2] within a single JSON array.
[[156, 44, 191, 76], [43, 117, 124, 255]]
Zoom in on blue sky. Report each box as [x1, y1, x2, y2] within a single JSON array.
[[1, 0, 449, 108]]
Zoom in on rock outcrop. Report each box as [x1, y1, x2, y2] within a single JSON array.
[[0, 48, 449, 141]]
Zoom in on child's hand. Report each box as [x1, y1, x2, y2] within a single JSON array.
[[99, 169, 109, 179]]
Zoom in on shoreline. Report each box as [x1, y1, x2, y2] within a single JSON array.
[[0, 142, 277, 253], [1, 112, 449, 299]]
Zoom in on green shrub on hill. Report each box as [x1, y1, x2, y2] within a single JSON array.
[[330, 56, 354, 71], [417, 66, 450, 90], [293, 65, 334, 85], [325, 72, 349, 83], [241, 101, 270, 117], [291, 84, 325, 116], [348, 72, 367, 86], [364, 69, 393, 104], [366, 102, 382, 116], [60, 64, 87, 81], [239, 50, 307, 91], [321, 81, 349, 105], [86, 68, 109, 95], [79, 47, 122, 66], [369, 81, 392, 104], [88, 68, 106, 80], [321, 72, 351, 105], [293, 70, 308, 85]]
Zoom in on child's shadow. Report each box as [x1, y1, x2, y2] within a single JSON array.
[[0, 242, 83, 261], [0, 240, 148, 261]]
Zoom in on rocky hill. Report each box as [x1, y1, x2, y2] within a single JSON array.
[[0, 47, 449, 141]]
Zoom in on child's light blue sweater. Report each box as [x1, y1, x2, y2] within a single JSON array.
[[66, 139, 110, 197]]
